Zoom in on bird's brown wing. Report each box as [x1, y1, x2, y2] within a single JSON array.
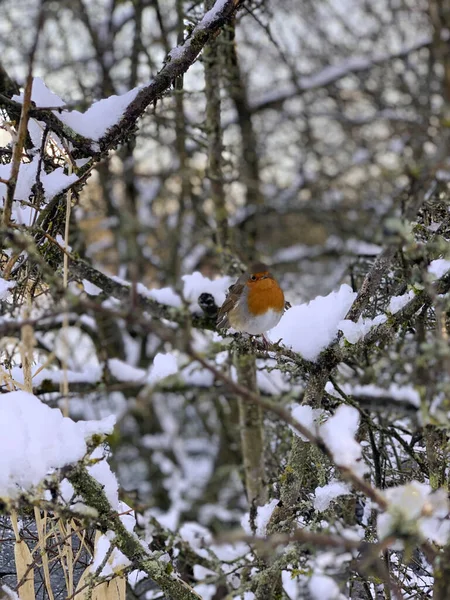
[[216, 279, 245, 329]]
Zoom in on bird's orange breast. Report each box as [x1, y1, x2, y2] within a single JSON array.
[[246, 279, 285, 316]]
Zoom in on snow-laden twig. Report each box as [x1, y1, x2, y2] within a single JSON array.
[[67, 464, 202, 600]]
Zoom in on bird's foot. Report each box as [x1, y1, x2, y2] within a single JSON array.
[[260, 334, 271, 349]]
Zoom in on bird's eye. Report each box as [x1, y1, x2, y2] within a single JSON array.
[[250, 275, 257, 281]]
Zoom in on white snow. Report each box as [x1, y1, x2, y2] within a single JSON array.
[[82, 279, 103, 295], [0, 155, 78, 225], [378, 482, 450, 545], [114, 271, 231, 312], [136, 282, 182, 308], [108, 353, 178, 385], [314, 481, 351, 512], [241, 498, 279, 536], [12, 77, 65, 108], [290, 403, 369, 480], [256, 360, 291, 394], [9, 363, 102, 388], [388, 290, 415, 314], [179, 522, 213, 558], [128, 570, 147, 588], [80, 416, 116, 440], [193, 565, 216, 580], [41, 168, 78, 200], [209, 541, 249, 562], [0, 156, 38, 223], [1, 586, 20, 600], [148, 353, 178, 384], [168, 45, 187, 61], [182, 271, 231, 311], [0, 391, 115, 499], [198, 0, 229, 27], [86, 500, 136, 579], [69, 502, 99, 518], [289, 405, 324, 441], [419, 517, 450, 546], [55, 234, 72, 251], [87, 447, 120, 509], [181, 362, 215, 387], [320, 405, 367, 477], [300, 57, 371, 89], [0, 278, 15, 300], [270, 284, 357, 360], [308, 574, 340, 600], [331, 382, 420, 408], [339, 314, 387, 344], [193, 584, 216, 600], [27, 119, 45, 149], [168, 0, 231, 62], [428, 259, 450, 279], [56, 87, 140, 141], [108, 358, 146, 382], [91, 530, 131, 577]]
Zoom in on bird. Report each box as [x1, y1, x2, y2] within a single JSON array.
[[217, 262, 286, 345]]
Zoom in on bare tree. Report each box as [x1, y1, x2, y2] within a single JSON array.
[[1, 1, 450, 599]]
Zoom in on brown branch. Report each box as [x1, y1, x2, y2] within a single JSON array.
[[343, 267, 450, 362], [345, 176, 437, 323], [187, 344, 388, 510], [67, 464, 202, 600], [218, 528, 395, 553], [3, 4, 46, 227], [98, 0, 244, 154], [248, 36, 432, 115]]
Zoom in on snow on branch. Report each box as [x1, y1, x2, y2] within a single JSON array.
[[250, 36, 432, 114], [0, 389, 202, 599], [0, 390, 114, 499], [4, 0, 243, 156], [99, 0, 242, 152]]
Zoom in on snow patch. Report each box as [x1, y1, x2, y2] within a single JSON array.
[[389, 290, 415, 314], [308, 574, 340, 600], [12, 77, 65, 108], [339, 314, 387, 344], [428, 259, 450, 279], [241, 498, 279, 536], [314, 481, 351, 512], [182, 271, 231, 311], [289, 405, 324, 441], [148, 353, 178, 384], [270, 284, 357, 360], [0, 278, 15, 300], [56, 87, 140, 141], [320, 406, 367, 477], [0, 391, 114, 499]]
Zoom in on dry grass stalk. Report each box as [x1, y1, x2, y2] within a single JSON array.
[[33, 509, 55, 600], [0, 363, 23, 391], [73, 564, 93, 600], [55, 518, 74, 596], [74, 531, 126, 600], [10, 510, 35, 600], [20, 291, 35, 393], [94, 578, 126, 600], [61, 160, 73, 417]]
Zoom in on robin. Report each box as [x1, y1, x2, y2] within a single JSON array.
[[217, 262, 286, 344]]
